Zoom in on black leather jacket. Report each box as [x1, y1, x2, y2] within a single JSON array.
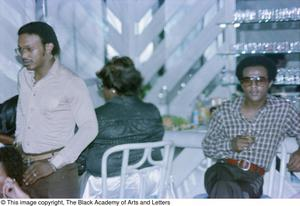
[[0, 95, 18, 136], [81, 95, 164, 177]]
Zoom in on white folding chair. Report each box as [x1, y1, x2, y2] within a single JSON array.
[[263, 140, 289, 198], [101, 141, 175, 198]]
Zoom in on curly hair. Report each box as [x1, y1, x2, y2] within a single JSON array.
[[96, 56, 143, 96], [18, 21, 60, 56], [0, 146, 24, 186], [235, 55, 277, 82]]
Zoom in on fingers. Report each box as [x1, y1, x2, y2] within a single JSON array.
[[232, 136, 253, 152], [288, 156, 300, 171], [288, 152, 300, 171], [236, 137, 254, 151], [23, 163, 40, 186], [239, 137, 254, 144], [288, 153, 296, 168], [23, 161, 54, 186], [287, 150, 300, 171]]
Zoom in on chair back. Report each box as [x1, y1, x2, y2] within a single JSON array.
[[101, 141, 175, 198], [263, 141, 288, 198]]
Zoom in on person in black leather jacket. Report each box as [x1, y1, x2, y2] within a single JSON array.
[[79, 56, 164, 177], [0, 95, 18, 145]]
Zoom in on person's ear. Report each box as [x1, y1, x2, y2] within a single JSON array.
[[45, 43, 54, 55]]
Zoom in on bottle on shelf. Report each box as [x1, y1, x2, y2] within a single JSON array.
[[192, 109, 199, 128], [274, 67, 300, 85], [234, 7, 300, 23]]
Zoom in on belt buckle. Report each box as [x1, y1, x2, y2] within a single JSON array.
[[237, 159, 251, 171]]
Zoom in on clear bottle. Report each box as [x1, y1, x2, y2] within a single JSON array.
[[192, 109, 199, 127]]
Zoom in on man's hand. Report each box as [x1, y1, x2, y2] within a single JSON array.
[[0, 134, 14, 145], [288, 149, 300, 172], [23, 160, 56, 186], [231, 136, 255, 152]]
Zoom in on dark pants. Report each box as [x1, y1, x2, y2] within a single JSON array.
[[204, 162, 264, 198], [24, 163, 80, 198]]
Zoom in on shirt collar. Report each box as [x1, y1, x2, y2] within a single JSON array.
[[233, 95, 276, 109], [25, 58, 59, 77], [232, 95, 276, 119], [46, 58, 60, 77], [108, 95, 139, 104], [24, 58, 60, 87]]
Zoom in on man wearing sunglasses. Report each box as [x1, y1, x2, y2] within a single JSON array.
[[202, 55, 300, 198]]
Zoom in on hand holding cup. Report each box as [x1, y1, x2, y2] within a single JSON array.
[[231, 135, 256, 152]]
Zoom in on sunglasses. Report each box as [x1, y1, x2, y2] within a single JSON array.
[[240, 76, 268, 87]]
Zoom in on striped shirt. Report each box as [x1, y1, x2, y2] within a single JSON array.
[[202, 95, 300, 170]]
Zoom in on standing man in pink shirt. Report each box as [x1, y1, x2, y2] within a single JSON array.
[[15, 21, 98, 198]]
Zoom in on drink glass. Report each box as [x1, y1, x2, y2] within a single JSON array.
[[238, 129, 258, 151], [244, 135, 256, 146]]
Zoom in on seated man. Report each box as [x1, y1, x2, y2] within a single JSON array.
[[202, 55, 300, 198], [80, 56, 164, 198]]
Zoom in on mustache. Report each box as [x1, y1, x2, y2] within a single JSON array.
[[21, 59, 32, 63], [21, 58, 31, 61]]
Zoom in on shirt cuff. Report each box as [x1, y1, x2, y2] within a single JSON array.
[[50, 154, 65, 169]]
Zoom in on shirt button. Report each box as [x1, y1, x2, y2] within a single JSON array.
[[27, 126, 31, 129], [33, 93, 36, 96]]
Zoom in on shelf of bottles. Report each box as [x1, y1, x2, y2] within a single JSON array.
[[218, 7, 300, 29], [216, 7, 300, 111], [274, 67, 300, 85], [228, 41, 300, 55], [217, 7, 300, 55], [272, 67, 300, 111], [234, 7, 300, 24]]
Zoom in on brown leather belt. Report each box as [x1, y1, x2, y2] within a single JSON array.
[[22, 147, 63, 164], [224, 159, 265, 176]]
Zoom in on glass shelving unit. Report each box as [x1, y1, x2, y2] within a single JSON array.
[[218, 6, 300, 111]]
